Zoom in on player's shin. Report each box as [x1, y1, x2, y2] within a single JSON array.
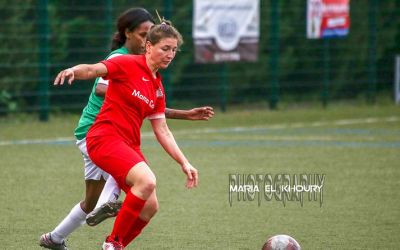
[[122, 217, 149, 246], [108, 191, 146, 243]]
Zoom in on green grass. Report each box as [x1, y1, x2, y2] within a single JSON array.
[[0, 103, 399, 249]]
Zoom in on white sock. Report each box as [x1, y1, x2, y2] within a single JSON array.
[[51, 203, 87, 243], [95, 176, 121, 209]]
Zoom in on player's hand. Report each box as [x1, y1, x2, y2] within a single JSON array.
[[54, 68, 75, 85], [187, 106, 214, 121], [181, 162, 198, 189]]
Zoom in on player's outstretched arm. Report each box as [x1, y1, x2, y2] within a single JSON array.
[[54, 63, 108, 86], [150, 118, 198, 188], [165, 106, 214, 121]]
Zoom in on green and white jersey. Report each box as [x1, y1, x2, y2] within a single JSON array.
[[74, 47, 129, 140]]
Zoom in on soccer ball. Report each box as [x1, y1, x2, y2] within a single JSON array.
[[262, 234, 301, 250]]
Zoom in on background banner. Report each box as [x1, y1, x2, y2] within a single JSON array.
[[193, 0, 259, 63], [307, 0, 350, 39]]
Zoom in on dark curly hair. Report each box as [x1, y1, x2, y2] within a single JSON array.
[[111, 8, 155, 51]]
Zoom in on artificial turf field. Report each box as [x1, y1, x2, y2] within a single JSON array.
[[0, 103, 399, 249]]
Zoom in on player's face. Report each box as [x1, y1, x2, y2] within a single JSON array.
[[126, 21, 153, 55], [147, 38, 178, 69]]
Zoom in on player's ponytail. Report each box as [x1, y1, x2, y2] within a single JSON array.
[[111, 32, 124, 51]]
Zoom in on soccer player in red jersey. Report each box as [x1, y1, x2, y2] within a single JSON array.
[[40, 8, 212, 250], [54, 20, 198, 249]]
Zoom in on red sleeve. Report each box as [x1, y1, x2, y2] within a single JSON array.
[[147, 84, 166, 120], [101, 55, 131, 81]]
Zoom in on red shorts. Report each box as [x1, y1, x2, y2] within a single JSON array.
[[86, 134, 146, 193]]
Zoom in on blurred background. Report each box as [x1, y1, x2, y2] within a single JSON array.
[[0, 0, 399, 119], [1, 2, 399, 249]]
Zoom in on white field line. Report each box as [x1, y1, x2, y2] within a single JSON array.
[[169, 116, 400, 136], [0, 116, 399, 146], [0, 137, 74, 146]]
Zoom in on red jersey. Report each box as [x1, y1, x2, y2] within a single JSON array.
[[87, 54, 166, 147]]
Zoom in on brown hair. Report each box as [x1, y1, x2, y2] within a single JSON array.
[[146, 20, 183, 47]]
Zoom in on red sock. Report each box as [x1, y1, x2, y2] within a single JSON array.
[[109, 191, 146, 243], [122, 217, 149, 247]]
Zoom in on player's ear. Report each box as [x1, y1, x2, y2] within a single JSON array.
[[145, 41, 152, 53], [125, 28, 132, 40]]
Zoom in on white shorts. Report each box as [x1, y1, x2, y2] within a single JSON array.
[[76, 137, 110, 181]]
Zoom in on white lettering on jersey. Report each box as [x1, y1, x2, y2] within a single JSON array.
[[132, 89, 154, 109]]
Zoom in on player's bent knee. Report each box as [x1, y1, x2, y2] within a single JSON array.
[[126, 162, 157, 198], [130, 175, 157, 199], [139, 178, 156, 197]]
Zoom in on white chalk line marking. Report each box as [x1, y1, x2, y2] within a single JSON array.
[[0, 116, 398, 146]]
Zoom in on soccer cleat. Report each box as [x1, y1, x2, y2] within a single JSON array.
[[39, 233, 68, 250], [102, 236, 124, 250], [86, 200, 122, 226]]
